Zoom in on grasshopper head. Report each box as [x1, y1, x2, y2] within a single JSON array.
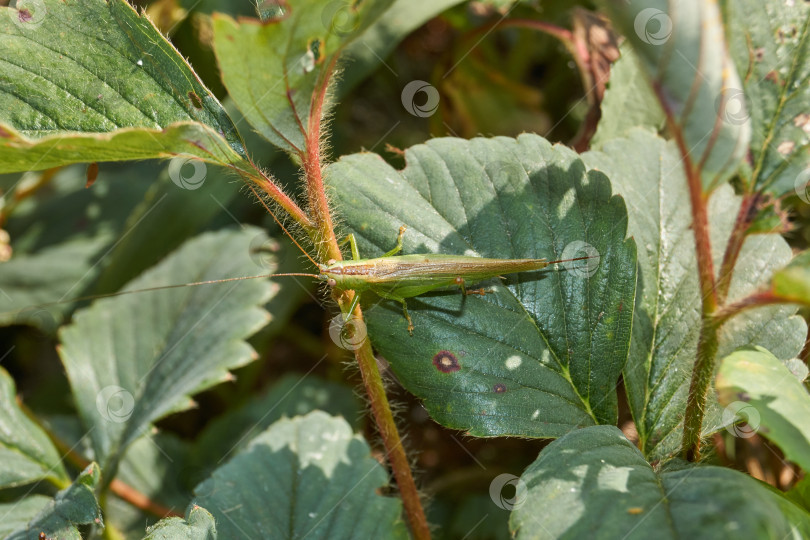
[[318, 260, 337, 288]]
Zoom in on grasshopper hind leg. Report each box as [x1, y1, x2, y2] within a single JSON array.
[[454, 276, 488, 297]]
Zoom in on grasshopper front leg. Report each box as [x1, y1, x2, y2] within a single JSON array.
[[383, 225, 407, 257]]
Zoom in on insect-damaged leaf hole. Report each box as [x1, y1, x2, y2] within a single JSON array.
[[432, 350, 460, 373]]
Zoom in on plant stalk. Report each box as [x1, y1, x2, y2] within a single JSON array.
[[716, 193, 757, 303], [679, 142, 719, 461], [300, 58, 430, 538], [350, 303, 431, 540]]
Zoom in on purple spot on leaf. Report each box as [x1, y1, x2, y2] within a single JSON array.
[[433, 350, 460, 373]]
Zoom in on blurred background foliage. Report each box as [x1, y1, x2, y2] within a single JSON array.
[[0, 0, 803, 536]]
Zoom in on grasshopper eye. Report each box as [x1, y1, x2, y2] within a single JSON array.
[[327, 278, 337, 288], [327, 258, 336, 266]]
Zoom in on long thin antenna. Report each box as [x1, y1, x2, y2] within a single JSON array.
[[547, 255, 599, 264], [246, 182, 321, 269], [7, 272, 320, 317]]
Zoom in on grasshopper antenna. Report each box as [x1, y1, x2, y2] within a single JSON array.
[[246, 183, 321, 270], [4, 272, 321, 319], [547, 255, 599, 264]]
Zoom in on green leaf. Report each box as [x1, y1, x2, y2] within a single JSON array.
[[768, 250, 810, 305], [89, 163, 244, 295], [194, 411, 408, 539], [591, 44, 664, 148], [211, 0, 391, 155], [788, 476, 810, 514], [716, 346, 810, 472], [7, 463, 103, 540], [0, 161, 242, 331], [107, 432, 192, 536], [509, 425, 810, 539], [0, 496, 51, 538], [58, 228, 276, 472], [601, 0, 750, 191], [188, 374, 362, 486], [0, 367, 68, 489], [726, 0, 810, 197], [0, 0, 248, 172], [144, 505, 217, 540], [583, 129, 805, 460], [0, 164, 160, 330], [326, 134, 637, 437]]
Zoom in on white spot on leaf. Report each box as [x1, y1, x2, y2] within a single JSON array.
[[505, 355, 522, 370]]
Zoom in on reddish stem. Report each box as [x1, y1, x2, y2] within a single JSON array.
[[300, 53, 430, 538], [109, 478, 183, 518], [352, 305, 431, 540], [713, 291, 782, 326], [672, 128, 719, 462], [716, 193, 758, 303], [41, 414, 180, 518], [303, 54, 342, 261]]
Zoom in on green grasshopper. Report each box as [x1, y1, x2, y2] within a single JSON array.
[[316, 225, 596, 334], [9, 220, 595, 336]]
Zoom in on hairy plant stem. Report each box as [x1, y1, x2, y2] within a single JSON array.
[[716, 193, 757, 302], [301, 61, 430, 539], [682, 318, 720, 461], [679, 145, 719, 462], [350, 304, 431, 540]]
